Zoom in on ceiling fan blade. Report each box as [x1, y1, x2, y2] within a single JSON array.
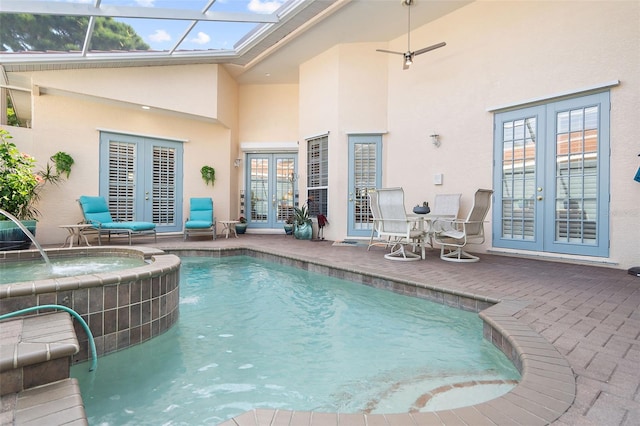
[[413, 42, 446, 56], [376, 49, 404, 56]]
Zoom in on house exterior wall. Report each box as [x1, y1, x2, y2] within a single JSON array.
[[31, 64, 221, 120], [238, 84, 299, 143], [295, 0, 638, 268], [3, 65, 236, 244], [1, 1, 637, 269]]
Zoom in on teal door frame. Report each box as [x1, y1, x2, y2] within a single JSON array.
[[347, 134, 382, 237], [245, 153, 297, 229], [493, 92, 610, 257], [99, 132, 183, 233]]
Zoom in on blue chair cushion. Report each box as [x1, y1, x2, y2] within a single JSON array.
[[185, 198, 214, 229], [79, 195, 114, 224], [79, 195, 155, 230], [101, 221, 156, 231], [185, 220, 213, 229]]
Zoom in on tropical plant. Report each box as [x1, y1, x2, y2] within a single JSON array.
[[51, 151, 74, 178], [0, 129, 73, 220], [293, 205, 312, 226]]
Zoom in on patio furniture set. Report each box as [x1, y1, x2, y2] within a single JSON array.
[[368, 188, 493, 263]]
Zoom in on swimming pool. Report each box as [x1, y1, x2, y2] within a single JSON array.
[[71, 255, 520, 424]]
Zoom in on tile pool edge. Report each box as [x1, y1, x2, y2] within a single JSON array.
[[168, 247, 576, 425], [0, 246, 181, 363]]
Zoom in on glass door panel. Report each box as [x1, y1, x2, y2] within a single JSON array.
[[247, 153, 297, 228], [276, 157, 295, 223], [348, 135, 381, 237], [248, 156, 269, 224]]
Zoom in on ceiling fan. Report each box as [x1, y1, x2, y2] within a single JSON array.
[[376, 0, 446, 70]]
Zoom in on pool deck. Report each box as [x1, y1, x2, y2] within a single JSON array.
[[74, 234, 640, 424]]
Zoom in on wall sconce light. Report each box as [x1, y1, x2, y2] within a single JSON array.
[[234, 158, 242, 168], [430, 133, 441, 148]]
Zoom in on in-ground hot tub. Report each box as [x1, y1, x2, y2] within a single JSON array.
[[0, 246, 181, 364]]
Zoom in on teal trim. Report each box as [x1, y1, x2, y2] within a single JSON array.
[[347, 134, 382, 237], [99, 132, 184, 232], [493, 92, 610, 257], [245, 153, 297, 229]]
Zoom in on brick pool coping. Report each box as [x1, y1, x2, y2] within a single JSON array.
[[171, 247, 575, 425]]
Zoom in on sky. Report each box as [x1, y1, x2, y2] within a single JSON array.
[[71, 0, 286, 51]]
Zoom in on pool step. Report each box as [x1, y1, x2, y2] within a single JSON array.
[[0, 312, 80, 397], [1, 378, 87, 426], [0, 312, 88, 425]]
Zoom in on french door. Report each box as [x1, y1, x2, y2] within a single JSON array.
[[347, 134, 382, 237], [99, 132, 183, 232], [246, 153, 297, 228], [493, 92, 609, 256]]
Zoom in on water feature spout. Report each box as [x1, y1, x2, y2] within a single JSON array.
[[0, 208, 51, 267]]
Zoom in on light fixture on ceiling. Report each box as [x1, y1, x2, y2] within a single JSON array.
[[376, 0, 446, 70], [141, 105, 150, 110]]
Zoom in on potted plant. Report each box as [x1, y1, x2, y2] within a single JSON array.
[[283, 215, 294, 235], [293, 205, 313, 240], [200, 165, 215, 186], [0, 129, 73, 250], [235, 216, 247, 234]]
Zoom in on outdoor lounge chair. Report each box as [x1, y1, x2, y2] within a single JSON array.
[[375, 187, 427, 261], [184, 197, 216, 240], [432, 189, 493, 262], [78, 195, 157, 245]]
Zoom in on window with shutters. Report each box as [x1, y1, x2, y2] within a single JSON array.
[[306, 135, 328, 216]]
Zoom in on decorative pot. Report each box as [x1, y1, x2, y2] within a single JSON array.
[[235, 223, 247, 234], [0, 219, 37, 251], [294, 222, 312, 240], [283, 224, 294, 235], [413, 204, 431, 214]]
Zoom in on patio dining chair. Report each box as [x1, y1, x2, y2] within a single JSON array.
[[432, 189, 493, 262], [425, 193, 461, 247], [375, 187, 427, 261], [78, 195, 157, 245], [184, 197, 216, 240]]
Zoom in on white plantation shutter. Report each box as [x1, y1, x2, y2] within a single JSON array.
[[306, 135, 328, 215], [353, 142, 377, 227], [152, 145, 176, 226], [107, 141, 136, 221]]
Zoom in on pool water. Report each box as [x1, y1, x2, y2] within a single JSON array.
[[0, 256, 147, 284], [71, 256, 520, 425]]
